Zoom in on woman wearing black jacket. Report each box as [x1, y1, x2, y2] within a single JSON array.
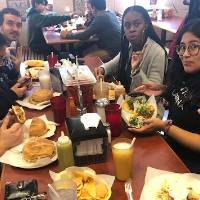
[[130, 19, 200, 173]]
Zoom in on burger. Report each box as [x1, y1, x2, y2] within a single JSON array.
[[29, 117, 49, 137], [22, 138, 56, 163], [29, 89, 53, 105]]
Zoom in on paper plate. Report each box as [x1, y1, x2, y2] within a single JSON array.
[[140, 173, 200, 200], [23, 117, 56, 139], [0, 141, 57, 169]]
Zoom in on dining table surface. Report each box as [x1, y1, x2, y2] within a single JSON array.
[[152, 15, 184, 44], [0, 56, 189, 200], [43, 28, 98, 46]]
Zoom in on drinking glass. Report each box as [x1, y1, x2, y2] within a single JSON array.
[[105, 103, 121, 137], [50, 96, 66, 125], [38, 69, 51, 89], [112, 138, 134, 181]]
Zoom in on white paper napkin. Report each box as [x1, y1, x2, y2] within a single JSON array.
[[80, 113, 101, 130]]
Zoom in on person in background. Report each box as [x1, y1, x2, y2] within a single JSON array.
[[60, 0, 121, 59], [131, 19, 200, 172], [0, 8, 23, 72], [0, 33, 27, 119], [95, 5, 166, 93], [27, 0, 71, 56], [169, 0, 200, 58], [84, 0, 94, 27], [0, 114, 23, 156]]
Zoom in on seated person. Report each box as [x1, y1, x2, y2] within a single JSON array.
[[27, 0, 71, 56], [0, 114, 23, 156], [0, 33, 27, 119], [131, 19, 200, 172], [60, 0, 121, 59], [0, 33, 19, 85], [0, 8, 23, 71], [95, 6, 167, 93]]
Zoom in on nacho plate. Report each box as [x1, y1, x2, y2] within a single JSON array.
[[50, 166, 112, 200]]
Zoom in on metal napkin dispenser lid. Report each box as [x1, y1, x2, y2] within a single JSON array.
[[65, 117, 108, 165]]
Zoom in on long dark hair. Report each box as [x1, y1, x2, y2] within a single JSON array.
[[167, 19, 200, 87], [117, 6, 165, 89]]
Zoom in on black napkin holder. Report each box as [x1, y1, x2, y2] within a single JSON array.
[[4, 179, 38, 200], [66, 117, 108, 165]]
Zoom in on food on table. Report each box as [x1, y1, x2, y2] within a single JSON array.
[[29, 117, 49, 137], [24, 60, 44, 68], [9, 105, 26, 124], [136, 103, 155, 119], [122, 97, 155, 128], [22, 138, 56, 162], [108, 82, 126, 99], [52, 167, 111, 200], [129, 114, 144, 129], [29, 89, 53, 105], [26, 67, 46, 79], [157, 180, 200, 200]]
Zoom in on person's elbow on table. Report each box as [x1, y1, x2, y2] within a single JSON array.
[[0, 115, 23, 156]]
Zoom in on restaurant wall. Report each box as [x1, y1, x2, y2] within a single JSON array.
[[107, 0, 188, 17]]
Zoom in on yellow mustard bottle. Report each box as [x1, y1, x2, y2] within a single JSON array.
[[57, 131, 74, 171]]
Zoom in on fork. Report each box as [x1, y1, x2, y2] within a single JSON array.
[[124, 178, 134, 200]]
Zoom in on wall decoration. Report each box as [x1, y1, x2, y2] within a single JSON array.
[[73, 0, 85, 15], [6, 0, 30, 21]]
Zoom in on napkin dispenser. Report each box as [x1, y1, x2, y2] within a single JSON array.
[[65, 117, 108, 165]]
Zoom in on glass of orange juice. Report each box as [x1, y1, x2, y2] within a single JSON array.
[[111, 138, 134, 181]]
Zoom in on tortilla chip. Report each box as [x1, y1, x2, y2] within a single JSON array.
[[96, 183, 108, 199]]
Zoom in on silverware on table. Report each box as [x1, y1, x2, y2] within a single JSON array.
[[125, 178, 134, 200]]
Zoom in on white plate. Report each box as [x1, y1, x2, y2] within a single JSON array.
[[23, 117, 56, 139], [0, 141, 57, 169], [16, 92, 61, 110], [20, 61, 49, 77], [140, 173, 200, 200]]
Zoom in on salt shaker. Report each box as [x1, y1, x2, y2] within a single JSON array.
[[95, 98, 109, 124]]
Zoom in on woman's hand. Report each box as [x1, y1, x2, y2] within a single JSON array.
[[128, 118, 168, 134], [0, 115, 23, 156], [134, 82, 166, 96]]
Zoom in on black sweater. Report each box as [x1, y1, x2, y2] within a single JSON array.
[[164, 72, 200, 172]]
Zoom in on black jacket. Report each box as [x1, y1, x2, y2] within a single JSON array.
[[27, 8, 70, 50], [164, 72, 200, 172], [0, 87, 18, 120]]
